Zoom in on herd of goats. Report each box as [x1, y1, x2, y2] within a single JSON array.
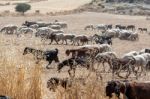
[[1, 20, 150, 46], [1, 20, 150, 99]]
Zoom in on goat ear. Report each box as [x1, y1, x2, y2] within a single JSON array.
[[114, 86, 120, 98]]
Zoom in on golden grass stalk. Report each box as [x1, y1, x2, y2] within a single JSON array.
[[0, 60, 42, 99]]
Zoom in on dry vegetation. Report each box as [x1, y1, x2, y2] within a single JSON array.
[[0, 54, 42, 99], [1, 0, 150, 16], [56, 80, 106, 99], [0, 0, 91, 15], [80, 0, 150, 16], [0, 12, 149, 99]]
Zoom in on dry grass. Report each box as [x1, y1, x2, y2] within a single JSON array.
[[0, 34, 120, 99], [57, 83, 105, 99], [0, 57, 42, 99], [55, 75, 118, 99]]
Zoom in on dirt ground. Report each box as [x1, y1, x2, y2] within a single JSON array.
[[0, 12, 150, 98], [0, 0, 91, 14]]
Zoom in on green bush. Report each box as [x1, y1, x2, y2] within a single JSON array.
[[15, 3, 31, 15]]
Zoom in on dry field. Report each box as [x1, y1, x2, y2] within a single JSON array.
[[0, 0, 91, 14], [0, 12, 150, 99]]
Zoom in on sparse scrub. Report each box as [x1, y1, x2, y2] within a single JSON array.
[[84, 0, 150, 15]]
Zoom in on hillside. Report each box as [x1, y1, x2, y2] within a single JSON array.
[[0, 0, 91, 14], [0, 0, 149, 16], [94, 0, 150, 3], [79, 0, 150, 15]]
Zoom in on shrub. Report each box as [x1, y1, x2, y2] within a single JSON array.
[[15, 3, 31, 15]]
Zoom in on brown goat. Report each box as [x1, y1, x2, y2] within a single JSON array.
[[66, 49, 89, 57], [106, 80, 150, 99], [67, 45, 101, 57]]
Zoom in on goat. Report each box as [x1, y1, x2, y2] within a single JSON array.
[[72, 35, 89, 46], [127, 25, 135, 31], [106, 80, 150, 99], [95, 52, 117, 72], [65, 48, 91, 58], [23, 47, 59, 69], [57, 57, 90, 77]]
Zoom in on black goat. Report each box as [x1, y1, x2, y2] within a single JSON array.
[[23, 47, 59, 69], [94, 34, 112, 45], [57, 57, 90, 77]]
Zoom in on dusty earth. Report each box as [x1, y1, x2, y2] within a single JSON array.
[[0, 0, 91, 14], [0, 12, 150, 98]]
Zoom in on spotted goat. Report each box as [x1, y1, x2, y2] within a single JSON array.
[[23, 47, 59, 69]]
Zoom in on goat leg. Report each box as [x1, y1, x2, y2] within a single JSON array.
[[55, 39, 59, 44], [102, 62, 106, 72], [77, 41, 80, 46], [65, 39, 67, 45], [107, 61, 112, 73], [68, 69, 72, 77], [73, 68, 76, 78], [97, 62, 100, 70], [49, 39, 53, 45], [61, 39, 64, 44], [46, 61, 52, 69]]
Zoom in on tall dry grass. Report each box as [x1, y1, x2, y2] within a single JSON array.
[[56, 76, 118, 99], [55, 64, 119, 99], [0, 59, 42, 99], [55, 79, 120, 99]]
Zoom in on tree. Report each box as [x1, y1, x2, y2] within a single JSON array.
[[15, 3, 31, 15]]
